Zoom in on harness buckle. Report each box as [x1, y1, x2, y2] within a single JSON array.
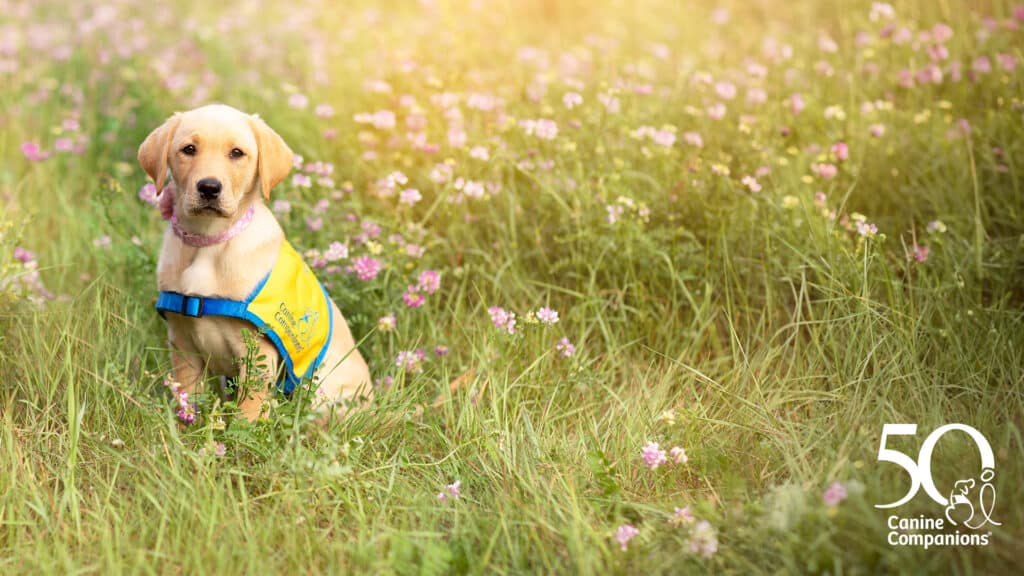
[[182, 295, 205, 318]]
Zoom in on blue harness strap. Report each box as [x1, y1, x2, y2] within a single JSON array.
[[154, 242, 336, 396], [155, 292, 249, 319], [154, 285, 333, 395]]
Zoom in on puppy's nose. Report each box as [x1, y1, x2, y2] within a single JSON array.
[[197, 178, 222, 200]]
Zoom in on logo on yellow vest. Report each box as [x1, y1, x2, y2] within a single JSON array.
[[274, 302, 319, 352]]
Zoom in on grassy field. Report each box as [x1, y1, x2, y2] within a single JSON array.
[[2, 0, 1023, 573]]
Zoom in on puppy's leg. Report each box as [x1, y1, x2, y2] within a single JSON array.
[[169, 330, 203, 394], [235, 337, 280, 421]]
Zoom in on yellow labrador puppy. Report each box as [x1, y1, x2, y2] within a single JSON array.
[[138, 104, 371, 421]]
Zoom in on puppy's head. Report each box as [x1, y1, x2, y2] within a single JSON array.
[[137, 104, 293, 220]]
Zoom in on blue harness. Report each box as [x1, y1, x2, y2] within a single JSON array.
[[155, 241, 335, 394]]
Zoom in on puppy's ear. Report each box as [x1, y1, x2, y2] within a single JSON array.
[[137, 113, 182, 194], [248, 115, 294, 200]]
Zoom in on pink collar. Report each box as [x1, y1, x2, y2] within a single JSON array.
[[159, 183, 256, 248]]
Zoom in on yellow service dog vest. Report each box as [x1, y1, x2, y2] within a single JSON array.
[[156, 240, 333, 393]]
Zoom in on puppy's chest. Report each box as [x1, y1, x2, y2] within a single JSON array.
[[160, 248, 278, 374], [170, 315, 258, 375]]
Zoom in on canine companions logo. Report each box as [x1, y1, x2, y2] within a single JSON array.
[[875, 424, 1000, 548], [275, 303, 318, 352]]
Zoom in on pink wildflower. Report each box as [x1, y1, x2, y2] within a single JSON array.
[[706, 102, 726, 120], [174, 390, 196, 425], [642, 442, 668, 470], [437, 480, 461, 503], [789, 93, 806, 115], [831, 142, 849, 161], [823, 481, 848, 507], [688, 521, 719, 558], [714, 81, 737, 100], [615, 524, 639, 551], [911, 244, 930, 263], [324, 241, 348, 262], [315, 104, 335, 118], [555, 337, 575, 357], [403, 287, 425, 308], [417, 270, 441, 294], [138, 183, 159, 207], [535, 307, 559, 325], [377, 314, 397, 332], [14, 247, 34, 263], [488, 306, 517, 334], [20, 142, 48, 162], [683, 132, 704, 148], [399, 188, 422, 206], [669, 446, 688, 464], [814, 163, 838, 180], [670, 506, 695, 527], [352, 256, 382, 281], [741, 175, 762, 193], [396, 349, 426, 373]]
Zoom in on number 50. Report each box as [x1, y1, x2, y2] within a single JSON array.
[[874, 423, 995, 509]]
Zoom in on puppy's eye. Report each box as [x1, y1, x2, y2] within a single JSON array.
[[181, 144, 196, 156], [229, 148, 245, 159]]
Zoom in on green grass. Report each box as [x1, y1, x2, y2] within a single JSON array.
[[2, 0, 1023, 573]]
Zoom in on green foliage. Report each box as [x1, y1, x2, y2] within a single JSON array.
[[2, 0, 1023, 574]]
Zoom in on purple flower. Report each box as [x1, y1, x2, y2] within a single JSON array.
[[315, 104, 335, 118], [670, 506, 695, 527], [377, 314, 397, 332], [535, 307, 559, 325], [437, 480, 461, 503], [688, 521, 719, 558], [396, 350, 425, 373], [324, 241, 348, 262], [488, 306, 517, 334], [831, 142, 849, 161], [21, 142, 48, 162], [403, 287, 425, 308], [615, 524, 639, 551], [669, 446, 688, 464], [138, 183, 159, 207], [352, 257, 382, 281], [175, 391, 196, 425], [434, 345, 449, 357], [214, 442, 227, 457], [823, 481, 848, 507], [912, 244, 930, 263], [399, 188, 422, 206], [14, 247, 35, 263], [642, 442, 668, 469], [813, 163, 838, 180], [417, 270, 441, 294], [555, 337, 575, 358]]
